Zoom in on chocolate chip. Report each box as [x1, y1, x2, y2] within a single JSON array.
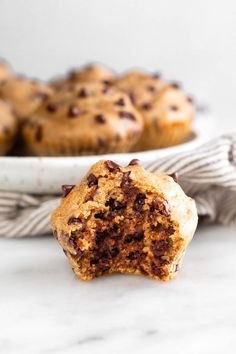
[[147, 86, 156, 92], [67, 217, 82, 225], [105, 198, 126, 211], [35, 125, 43, 142], [94, 212, 105, 219], [78, 88, 88, 98], [169, 105, 178, 111], [68, 105, 80, 118], [103, 80, 112, 85], [187, 96, 193, 103], [168, 172, 178, 183], [152, 72, 161, 79], [121, 171, 131, 191], [170, 82, 180, 89], [68, 69, 77, 80], [151, 238, 173, 257], [110, 247, 119, 257], [151, 263, 166, 278], [95, 114, 106, 124], [151, 197, 170, 216], [134, 193, 146, 212], [124, 231, 144, 243], [114, 98, 125, 106], [119, 111, 136, 121], [95, 230, 109, 246], [148, 214, 155, 222], [126, 91, 136, 105], [87, 173, 98, 187], [47, 103, 57, 113], [141, 102, 152, 111], [128, 159, 140, 166], [105, 160, 121, 173], [62, 184, 75, 197]]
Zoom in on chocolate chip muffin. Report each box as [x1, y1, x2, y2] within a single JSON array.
[[135, 85, 195, 150], [51, 63, 115, 90], [0, 77, 53, 123], [51, 159, 198, 281], [22, 88, 143, 156], [115, 71, 194, 150], [0, 99, 18, 155]]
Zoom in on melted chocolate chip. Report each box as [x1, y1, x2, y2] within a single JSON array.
[[62, 184, 75, 197], [110, 247, 119, 257], [35, 125, 43, 142], [95, 114, 106, 124], [128, 158, 140, 166], [134, 193, 146, 212], [114, 98, 125, 106], [96, 230, 109, 246], [87, 173, 98, 187], [151, 263, 166, 278], [119, 111, 136, 121], [141, 102, 152, 111], [121, 171, 131, 191], [124, 231, 144, 243], [105, 160, 121, 173], [68, 105, 80, 118], [151, 197, 170, 216], [78, 88, 88, 98], [151, 238, 173, 257], [105, 198, 126, 211], [47, 103, 57, 113], [67, 217, 82, 225]]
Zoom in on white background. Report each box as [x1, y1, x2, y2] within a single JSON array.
[[0, 0, 235, 130]]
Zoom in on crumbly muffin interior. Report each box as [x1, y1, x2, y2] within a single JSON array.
[[56, 161, 184, 280]]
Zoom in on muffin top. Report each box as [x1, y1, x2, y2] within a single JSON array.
[[22, 87, 143, 154], [115, 70, 166, 108], [139, 85, 195, 128], [51, 63, 116, 90], [0, 77, 53, 120]]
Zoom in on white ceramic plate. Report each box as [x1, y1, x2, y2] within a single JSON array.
[[0, 114, 211, 194]]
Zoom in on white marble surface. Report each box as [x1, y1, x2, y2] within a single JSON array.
[[1, 225, 236, 354]]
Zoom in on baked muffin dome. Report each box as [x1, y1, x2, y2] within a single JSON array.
[[51, 159, 198, 281], [0, 77, 53, 122], [51, 63, 115, 90], [0, 99, 18, 155], [22, 87, 143, 156], [115, 70, 194, 150], [135, 85, 195, 150]]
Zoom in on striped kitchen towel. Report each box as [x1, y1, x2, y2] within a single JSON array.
[[0, 134, 236, 238]]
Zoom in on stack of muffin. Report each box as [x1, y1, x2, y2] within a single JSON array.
[[0, 60, 195, 156]]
